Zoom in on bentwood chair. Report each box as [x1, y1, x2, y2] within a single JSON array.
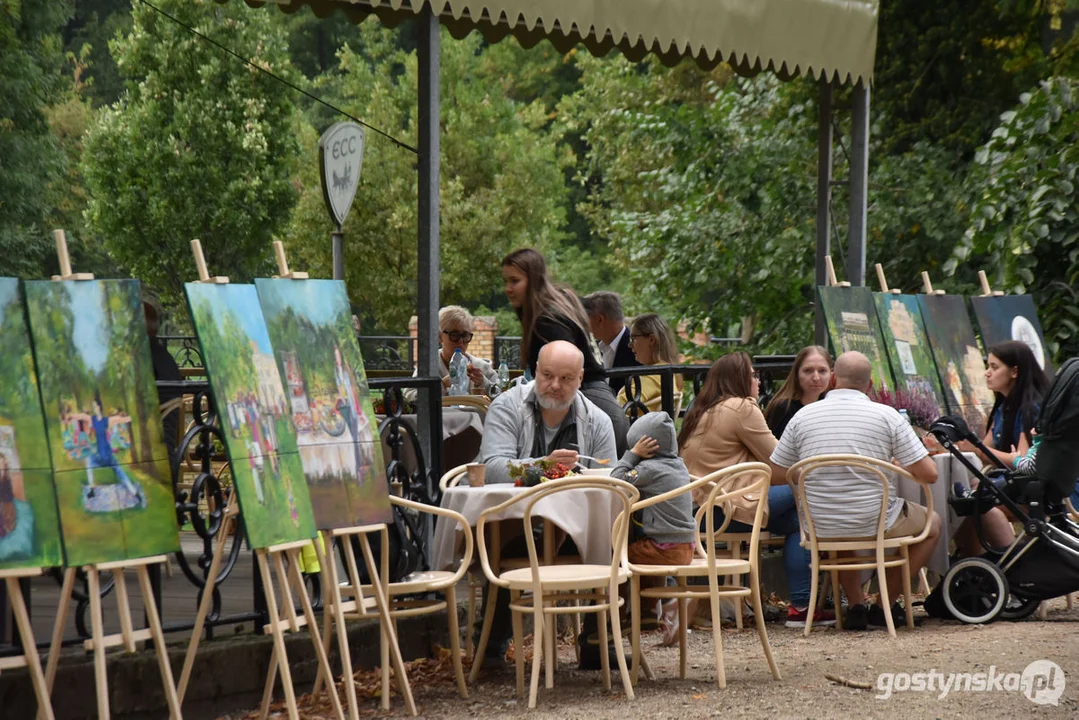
[[626, 463, 781, 689], [475, 477, 639, 709], [787, 454, 935, 637]]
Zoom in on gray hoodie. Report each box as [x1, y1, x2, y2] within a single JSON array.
[[610, 412, 696, 545]]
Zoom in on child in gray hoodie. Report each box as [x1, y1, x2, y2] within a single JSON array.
[[610, 412, 697, 640]]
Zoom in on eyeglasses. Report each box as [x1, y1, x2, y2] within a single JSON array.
[[629, 334, 651, 345], [443, 330, 473, 343], [751, 370, 761, 380]]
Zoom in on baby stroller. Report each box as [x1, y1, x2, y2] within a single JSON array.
[[927, 357, 1079, 624]]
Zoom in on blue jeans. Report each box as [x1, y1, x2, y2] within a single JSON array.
[[712, 484, 812, 608]]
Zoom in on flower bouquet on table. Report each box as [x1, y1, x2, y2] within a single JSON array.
[[506, 459, 576, 487]]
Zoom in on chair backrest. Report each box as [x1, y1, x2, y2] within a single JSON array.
[[476, 477, 639, 592], [786, 454, 933, 549], [442, 394, 490, 419], [623, 462, 770, 569], [439, 463, 470, 492]]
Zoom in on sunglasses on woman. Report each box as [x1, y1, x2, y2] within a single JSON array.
[[444, 330, 474, 343]]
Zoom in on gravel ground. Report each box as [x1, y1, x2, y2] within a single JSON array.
[[227, 596, 1079, 719]]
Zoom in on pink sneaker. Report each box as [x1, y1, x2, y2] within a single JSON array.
[[784, 605, 837, 628]]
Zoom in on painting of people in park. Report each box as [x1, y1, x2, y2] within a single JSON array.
[[186, 283, 316, 549], [23, 279, 178, 566], [818, 286, 895, 395], [873, 293, 947, 426], [256, 278, 391, 529], [0, 279, 63, 569], [971, 294, 1054, 375], [917, 294, 995, 434]]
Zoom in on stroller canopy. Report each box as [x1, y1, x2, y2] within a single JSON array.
[[1034, 357, 1079, 498]]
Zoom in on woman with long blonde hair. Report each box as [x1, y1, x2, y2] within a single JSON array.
[[616, 313, 683, 411]]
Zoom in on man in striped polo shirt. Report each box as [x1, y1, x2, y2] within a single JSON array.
[[770, 351, 941, 630]]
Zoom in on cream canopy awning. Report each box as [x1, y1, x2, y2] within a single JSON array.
[[251, 0, 879, 86]]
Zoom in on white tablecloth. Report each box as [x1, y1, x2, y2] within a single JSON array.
[[430, 484, 622, 571], [896, 451, 982, 575]]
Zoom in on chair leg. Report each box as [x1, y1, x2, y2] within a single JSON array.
[[678, 594, 689, 679], [901, 552, 914, 631], [466, 576, 477, 659], [544, 609, 555, 690], [528, 594, 544, 710], [630, 575, 642, 685], [830, 567, 843, 632], [878, 550, 896, 638], [572, 590, 582, 663], [470, 583, 500, 684], [598, 607, 612, 691], [445, 585, 468, 699], [511, 591, 525, 699], [609, 582, 635, 701], [709, 587, 726, 689], [805, 553, 820, 638], [749, 574, 781, 681]]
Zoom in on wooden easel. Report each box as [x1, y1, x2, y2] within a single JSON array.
[[978, 270, 1006, 297], [180, 240, 341, 720], [39, 230, 181, 719], [270, 240, 416, 718], [2, 568, 55, 720], [920, 271, 947, 295], [824, 256, 851, 287], [874, 263, 902, 295]]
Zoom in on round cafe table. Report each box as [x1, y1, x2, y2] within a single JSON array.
[[430, 483, 623, 572]]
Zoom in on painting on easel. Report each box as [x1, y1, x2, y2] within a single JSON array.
[[971, 294, 1054, 376], [23, 280, 179, 566], [873, 293, 947, 425], [185, 283, 316, 548], [0, 279, 63, 569], [256, 278, 392, 529], [917, 294, 995, 434], [818, 286, 895, 395]]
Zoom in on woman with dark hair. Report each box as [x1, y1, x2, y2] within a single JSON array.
[[501, 248, 629, 454], [763, 345, 833, 438], [678, 352, 830, 631], [956, 340, 1051, 555]]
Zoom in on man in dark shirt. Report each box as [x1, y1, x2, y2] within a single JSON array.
[[583, 291, 640, 395]]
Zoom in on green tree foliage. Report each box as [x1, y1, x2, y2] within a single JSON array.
[[82, 0, 301, 305], [281, 26, 570, 330], [949, 77, 1079, 359], [0, 0, 72, 277]]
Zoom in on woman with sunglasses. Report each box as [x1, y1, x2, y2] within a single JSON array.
[[414, 305, 501, 396], [616, 313, 683, 412], [502, 247, 630, 454]]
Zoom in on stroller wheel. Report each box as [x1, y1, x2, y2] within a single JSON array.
[[942, 557, 1008, 624], [1000, 593, 1041, 621]]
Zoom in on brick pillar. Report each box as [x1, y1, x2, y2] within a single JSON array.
[[471, 316, 497, 362]]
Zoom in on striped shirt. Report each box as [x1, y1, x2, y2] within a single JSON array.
[[770, 388, 928, 537]]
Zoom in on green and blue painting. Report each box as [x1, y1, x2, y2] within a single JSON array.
[[24, 280, 179, 567], [0, 279, 63, 569], [818, 286, 896, 395], [256, 279, 392, 530], [971, 294, 1053, 376], [873, 293, 946, 426], [186, 283, 316, 549]]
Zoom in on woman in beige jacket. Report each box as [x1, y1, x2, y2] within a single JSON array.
[[678, 351, 830, 631]]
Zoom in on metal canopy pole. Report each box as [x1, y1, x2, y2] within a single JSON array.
[[415, 7, 440, 530], [814, 79, 833, 347], [847, 79, 870, 287]]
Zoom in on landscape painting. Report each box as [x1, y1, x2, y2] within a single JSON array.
[[24, 280, 179, 567], [917, 294, 995, 435], [873, 293, 946, 426], [255, 279, 391, 529], [971, 294, 1054, 376], [818, 286, 895, 395], [185, 283, 316, 549], [0, 279, 63, 570]]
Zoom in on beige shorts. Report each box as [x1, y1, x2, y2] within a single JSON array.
[[885, 500, 928, 538]]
